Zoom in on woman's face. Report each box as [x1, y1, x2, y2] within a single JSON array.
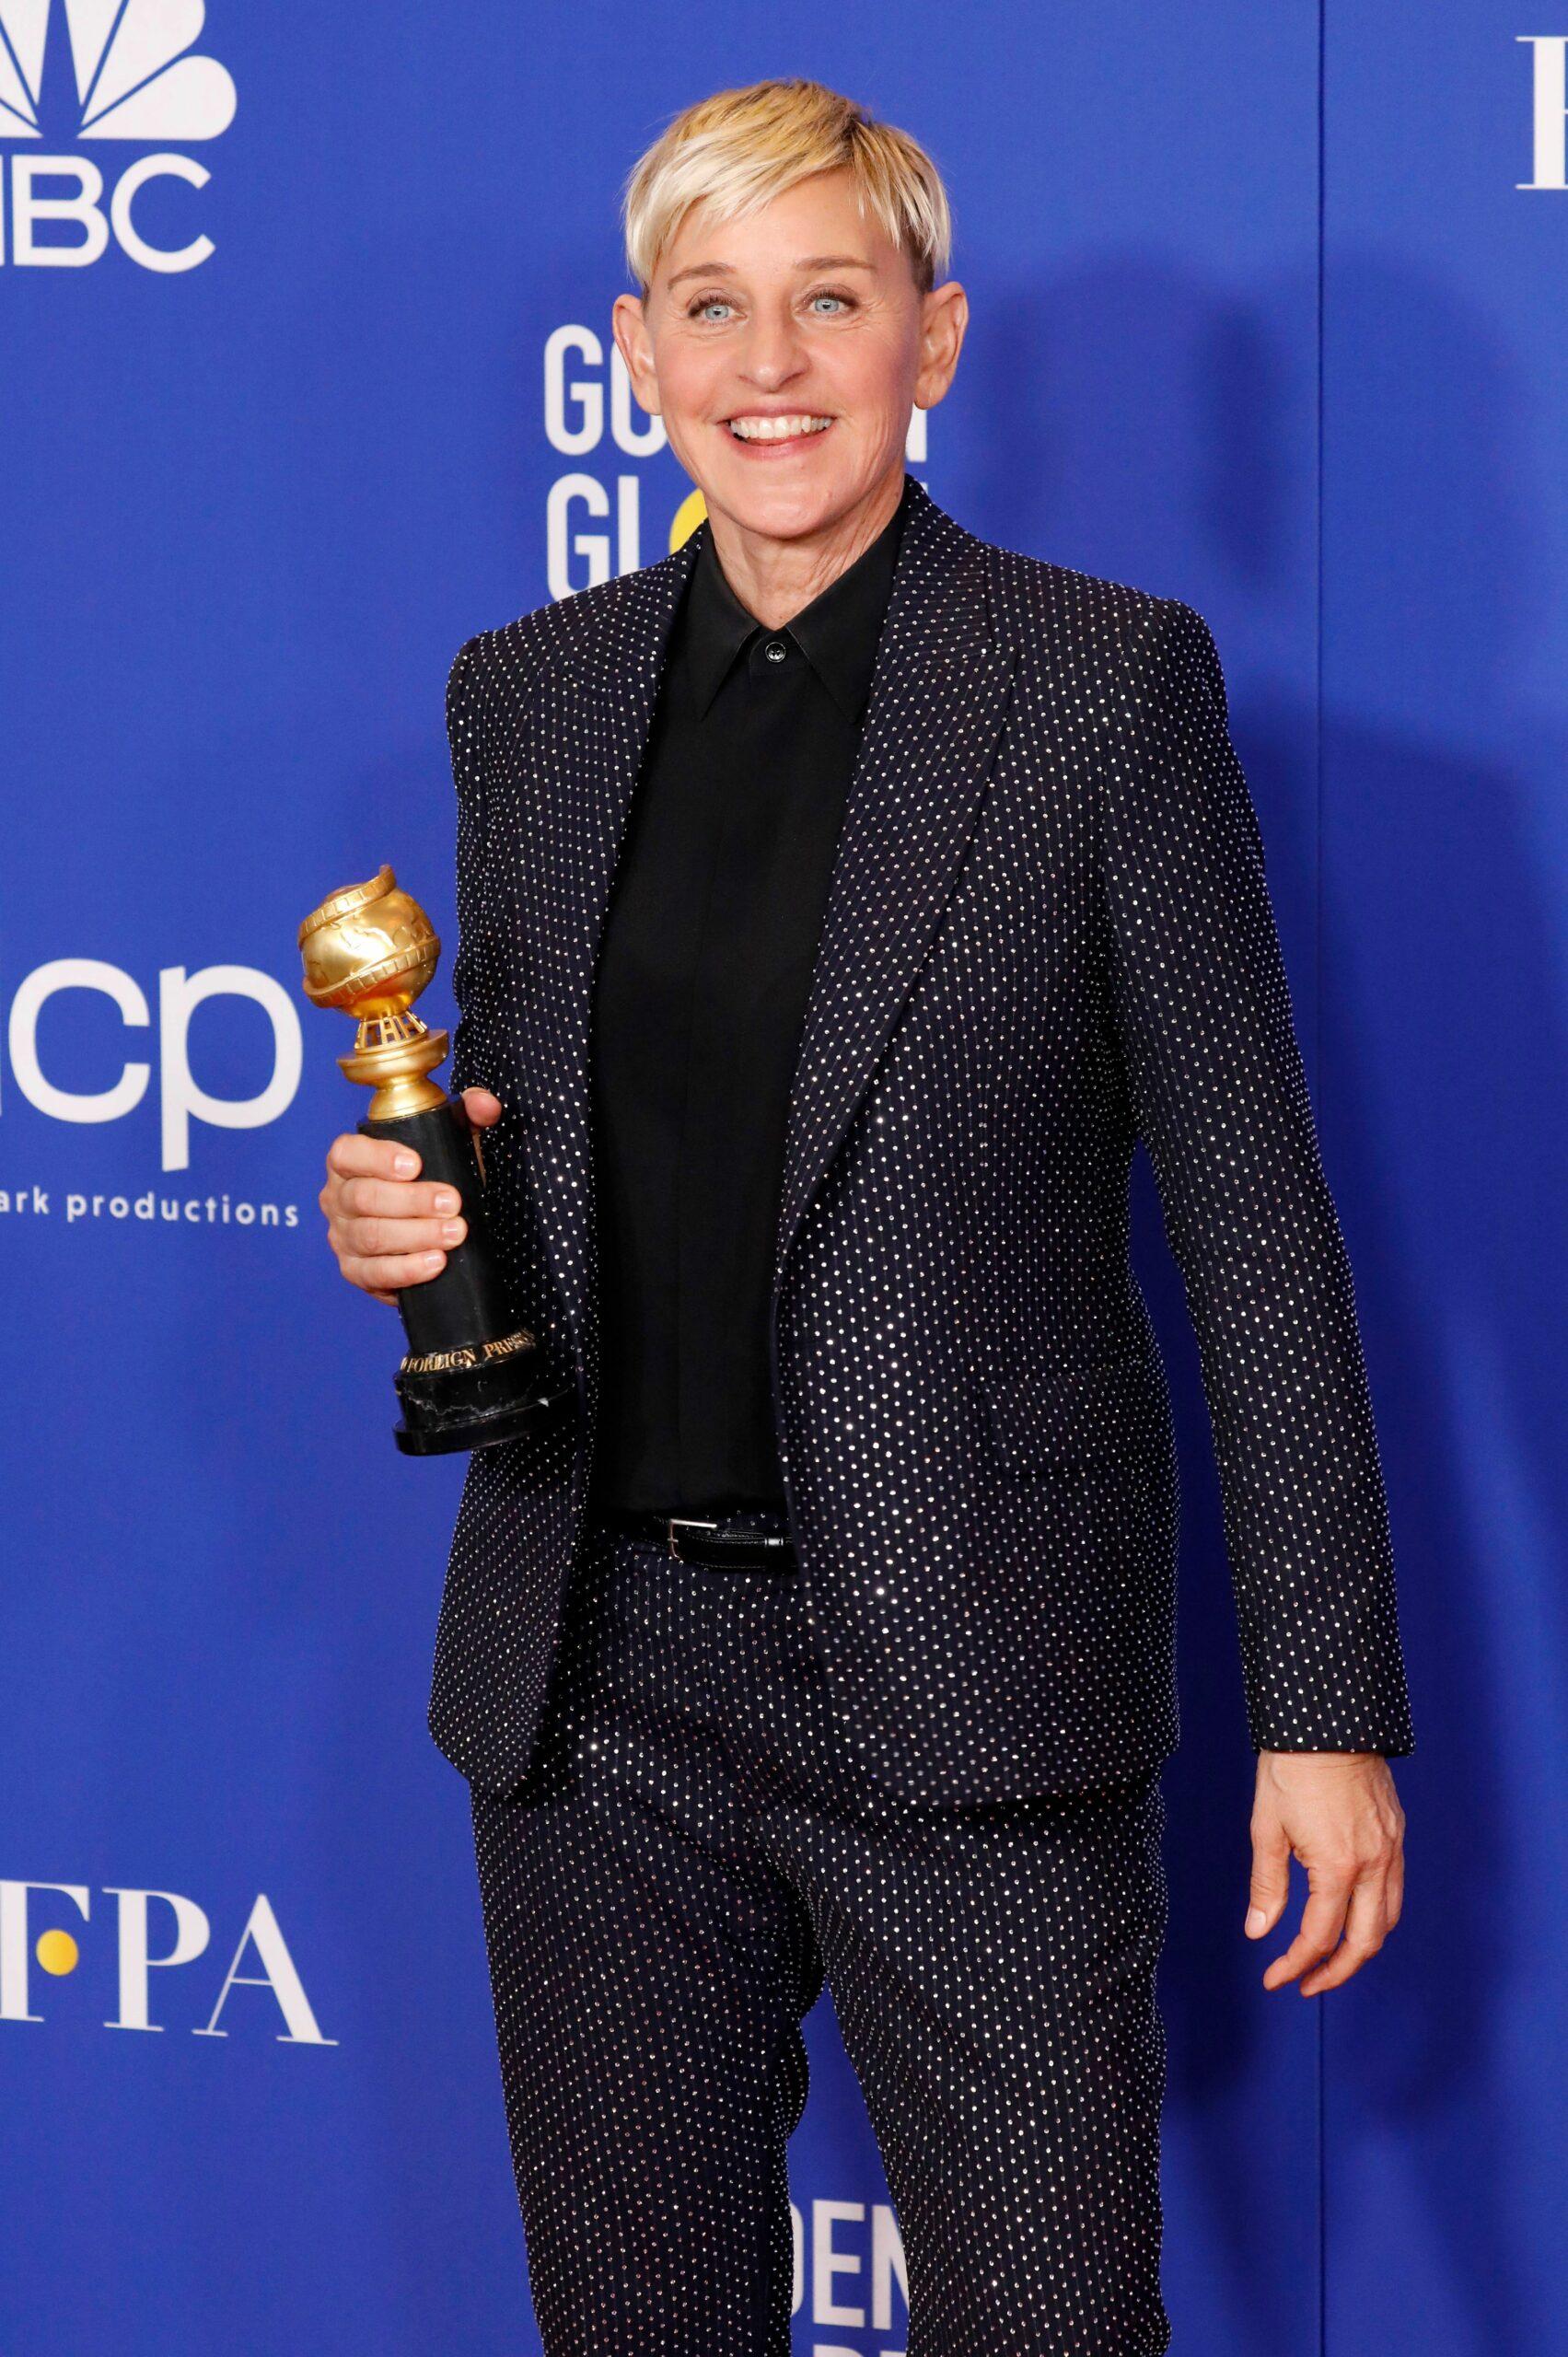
[[613, 165, 966, 550]]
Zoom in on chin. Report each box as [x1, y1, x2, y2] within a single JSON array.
[[707, 466, 872, 542]]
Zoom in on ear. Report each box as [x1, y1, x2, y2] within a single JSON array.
[[611, 291, 662, 417], [913, 280, 969, 412]]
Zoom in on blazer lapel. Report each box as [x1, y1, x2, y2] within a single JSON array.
[[771, 481, 1019, 1300], [519, 475, 1018, 1391], [517, 524, 703, 1385]]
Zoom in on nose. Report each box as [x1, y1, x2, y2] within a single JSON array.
[[736, 297, 808, 389]]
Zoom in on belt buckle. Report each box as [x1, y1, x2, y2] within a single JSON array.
[[667, 1515, 718, 1563]]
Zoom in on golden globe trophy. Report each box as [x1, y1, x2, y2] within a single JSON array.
[[298, 865, 571, 1455]]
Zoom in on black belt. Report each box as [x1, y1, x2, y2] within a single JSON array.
[[603, 1510, 799, 1572]]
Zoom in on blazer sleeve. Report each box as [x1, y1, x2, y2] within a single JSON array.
[[444, 634, 496, 1102], [1100, 594, 1415, 1758]]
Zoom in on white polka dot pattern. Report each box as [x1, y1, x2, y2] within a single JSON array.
[[470, 1520, 1172, 2354], [429, 471, 1415, 1800]]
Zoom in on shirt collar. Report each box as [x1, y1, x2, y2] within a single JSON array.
[[681, 474, 911, 723]]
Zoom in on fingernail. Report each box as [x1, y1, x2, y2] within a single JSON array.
[[395, 1153, 418, 1174], [1246, 1907, 1265, 1933], [441, 1220, 465, 1242], [423, 1251, 444, 1269], [434, 1190, 459, 1213]]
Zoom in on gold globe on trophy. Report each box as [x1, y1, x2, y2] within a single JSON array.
[[299, 866, 451, 1120], [298, 865, 570, 1455]]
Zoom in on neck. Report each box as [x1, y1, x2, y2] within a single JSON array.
[[702, 467, 906, 630]]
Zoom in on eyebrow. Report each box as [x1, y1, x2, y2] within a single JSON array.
[[666, 254, 877, 289]]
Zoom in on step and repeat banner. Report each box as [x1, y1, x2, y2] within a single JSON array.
[[3, 5, 1562, 2351]]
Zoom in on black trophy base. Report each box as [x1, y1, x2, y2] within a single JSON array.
[[359, 1094, 575, 1457], [391, 1350, 566, 1457]]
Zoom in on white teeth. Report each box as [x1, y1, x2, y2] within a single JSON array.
[[727, 414, 833, 441]]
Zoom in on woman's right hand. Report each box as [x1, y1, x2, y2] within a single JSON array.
[[319, 1086, 504, 1306]]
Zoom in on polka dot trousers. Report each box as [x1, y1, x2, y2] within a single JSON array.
[[470, 1512, 1171, 2356]]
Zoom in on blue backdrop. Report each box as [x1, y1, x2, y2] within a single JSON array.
[[4, 6, 1562, 2351]]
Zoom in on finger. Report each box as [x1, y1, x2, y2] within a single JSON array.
[[340, 1247, 449, 1292], [336, 1176, 466, 1223], [335, 1213, 466, 1261], [460, 1086, 504, 1126], [1261, 1875, 1354, 1991], [1299, 1872, 1391, 1995], [1247, 1817, 1293, 1937], [326, 1131, 424, 1181]]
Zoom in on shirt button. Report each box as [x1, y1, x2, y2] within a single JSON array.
[[764, 639, 787, 663]]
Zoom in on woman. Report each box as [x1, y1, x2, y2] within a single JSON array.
[[319, 76, 1412, 2356]]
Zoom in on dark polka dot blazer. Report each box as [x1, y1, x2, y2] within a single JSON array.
[[429, 470, 1415, 1804]]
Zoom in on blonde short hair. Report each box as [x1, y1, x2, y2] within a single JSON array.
[[621, 77, 953, 299]]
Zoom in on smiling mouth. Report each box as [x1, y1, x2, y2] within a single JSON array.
[[726, 413, 835, 443]]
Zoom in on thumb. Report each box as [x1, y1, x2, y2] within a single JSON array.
[[1247, 1818, 1292, 1937], [460, 1086, 504, 1127]]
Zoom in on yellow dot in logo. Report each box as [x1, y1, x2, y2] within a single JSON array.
[[669, 488, 707, 552], [36, 1930, 79, 1976]]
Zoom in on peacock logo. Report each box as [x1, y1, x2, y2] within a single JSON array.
[[0, 0, 235, 141], [0, 0, 236, 267]]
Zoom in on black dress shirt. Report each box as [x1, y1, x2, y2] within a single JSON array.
[[586, 478, 910, 1515]]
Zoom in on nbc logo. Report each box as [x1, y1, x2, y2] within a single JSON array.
[[0, 0, 236, 270]]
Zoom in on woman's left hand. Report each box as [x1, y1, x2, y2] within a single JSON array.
[[1245, 1751, 1407, 1994]]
